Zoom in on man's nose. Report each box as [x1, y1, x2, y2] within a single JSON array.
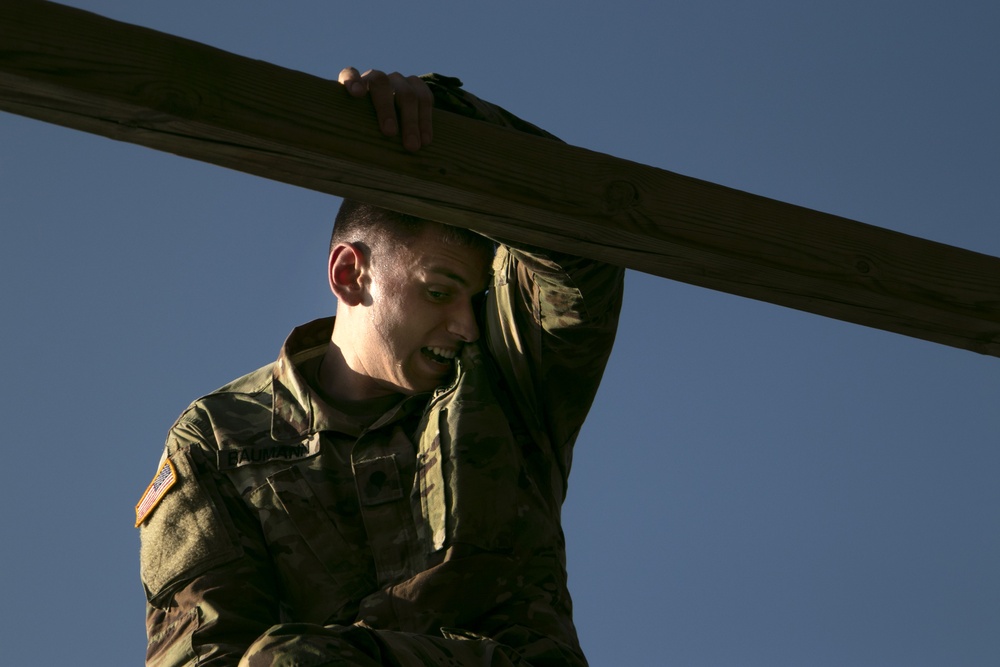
[[447, 301, 480, 343]]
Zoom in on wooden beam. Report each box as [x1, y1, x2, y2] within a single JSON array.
[[2, 0, 998, 357]]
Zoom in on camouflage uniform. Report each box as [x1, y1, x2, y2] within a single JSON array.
[[138, 78, 624, 667]]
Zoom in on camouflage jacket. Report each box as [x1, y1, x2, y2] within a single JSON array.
[[138, 77, 624, 667]]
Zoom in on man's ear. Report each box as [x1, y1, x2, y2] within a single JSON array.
[[328, 242, 366, 306]]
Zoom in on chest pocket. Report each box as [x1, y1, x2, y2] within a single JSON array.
[[248, 462, 375, 623], [416, 351, 525, 557], [441, 398, 520, 552]]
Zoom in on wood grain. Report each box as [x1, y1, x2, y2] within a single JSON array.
[[1, 0, 998, 356]]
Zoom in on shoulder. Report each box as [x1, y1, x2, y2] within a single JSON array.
[[166, 362, 276, 456]]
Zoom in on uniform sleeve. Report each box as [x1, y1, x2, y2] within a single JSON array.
[[488, 246, 624, 477], [139, 414, 280, 666], [420, 73, 626, 460], [421, 73, 562, 141]]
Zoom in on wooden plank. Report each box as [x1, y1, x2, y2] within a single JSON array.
[[1, 0, 998, 357]]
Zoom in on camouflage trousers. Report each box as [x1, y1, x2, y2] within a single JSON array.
[[239, 623, 532, 667]]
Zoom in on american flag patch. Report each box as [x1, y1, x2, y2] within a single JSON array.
[[135, 458, 177, 527]]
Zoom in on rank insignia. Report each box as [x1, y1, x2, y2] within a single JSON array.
[[135, 457, 177, 527]]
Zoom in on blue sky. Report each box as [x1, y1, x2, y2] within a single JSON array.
[[1, 2, 998, 665]]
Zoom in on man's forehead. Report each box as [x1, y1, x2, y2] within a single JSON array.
[[394, 225, 494, 285], [422, 259, 492, 290]]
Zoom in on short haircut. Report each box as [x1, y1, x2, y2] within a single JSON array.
[[330, 200, 495, 267]]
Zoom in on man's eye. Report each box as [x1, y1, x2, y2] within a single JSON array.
[[427, 290, 449, 301]]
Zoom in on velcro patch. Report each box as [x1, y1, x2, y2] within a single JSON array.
[[217, 433, 321, 471], [135, 458, 177, 527]]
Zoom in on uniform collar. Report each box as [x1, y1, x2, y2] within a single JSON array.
[[270, 317, 426, 441]]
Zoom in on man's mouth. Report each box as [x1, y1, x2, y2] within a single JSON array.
[[422, 346, 456, 365]]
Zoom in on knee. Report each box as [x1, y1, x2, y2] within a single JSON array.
[[239, 623, 384, 667]]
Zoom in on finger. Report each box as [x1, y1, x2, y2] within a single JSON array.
[[389, 72, 423, 151], [387, 74, 433, 151], [361, 69, 398, 137], [408, 74, 434, 147], [338, 67, 365, 97]]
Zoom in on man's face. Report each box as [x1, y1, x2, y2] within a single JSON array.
[[349, 226, 492, 397]]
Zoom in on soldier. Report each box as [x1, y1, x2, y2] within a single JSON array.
[[137, 68, 624, 667]]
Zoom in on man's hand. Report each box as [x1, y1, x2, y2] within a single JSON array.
[[339, 68, 433, 152]]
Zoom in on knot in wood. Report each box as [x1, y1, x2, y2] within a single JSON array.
[[604, 180, 638, 214], [854, 255, 877, 275], [140, 82, 203, 117]]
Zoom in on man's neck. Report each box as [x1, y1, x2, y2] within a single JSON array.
[[318, 339, 398, 404]]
